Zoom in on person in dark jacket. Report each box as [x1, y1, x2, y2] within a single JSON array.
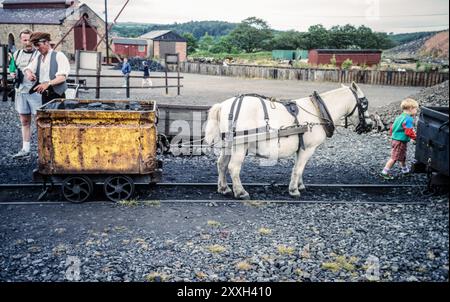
[[121, 57, 131, 87], [141, 61, 152, 87]]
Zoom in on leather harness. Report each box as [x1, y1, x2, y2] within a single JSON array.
[[219, 88, 370, 150], [221, 93, 309, 151], [309, 91, 335, 138]]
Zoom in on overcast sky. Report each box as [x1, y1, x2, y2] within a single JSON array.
[[80, 0, 449, 33]]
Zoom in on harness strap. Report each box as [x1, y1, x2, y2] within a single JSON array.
[[225, 93, 309, 151], [310, 91, 335, 138], [227, 95, 241, 138], [228, 93, 271, 133]]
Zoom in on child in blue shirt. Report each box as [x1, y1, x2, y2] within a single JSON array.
[[381, 98, 418, 179]]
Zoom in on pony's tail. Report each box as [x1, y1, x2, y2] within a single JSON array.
[[204, 103, 221, 145]]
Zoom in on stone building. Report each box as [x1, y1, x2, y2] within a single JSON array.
[[139, 30, 187, 62], [0, 0, 107, 61]]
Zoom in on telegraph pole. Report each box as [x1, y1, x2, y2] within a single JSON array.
[[104, 0, 109, 64]]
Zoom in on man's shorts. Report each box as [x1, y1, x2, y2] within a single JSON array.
[[15, 92, 42, 115], [391, 140, 407, 162]]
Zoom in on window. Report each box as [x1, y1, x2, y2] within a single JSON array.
[[138, 45, 145, 52]]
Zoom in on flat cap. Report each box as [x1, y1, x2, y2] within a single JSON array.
[[30, 32, 51, 43]]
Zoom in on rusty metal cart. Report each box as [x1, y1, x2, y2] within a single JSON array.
[[33, 99, 162, 203]]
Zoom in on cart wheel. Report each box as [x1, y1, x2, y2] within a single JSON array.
[[61, 176, 93, 203], [103, 175, 135, 202]]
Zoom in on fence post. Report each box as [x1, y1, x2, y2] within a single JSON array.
[[176, 54, 180, 95], [126, 74, 130, 98], [1, 45, 8, 102], [95, 52, 101, 99]]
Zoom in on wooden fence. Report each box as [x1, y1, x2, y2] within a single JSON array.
[[175, 62, 449, 87]]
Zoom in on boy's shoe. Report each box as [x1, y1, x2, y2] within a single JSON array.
[[12, 149, 30, 159], [401, 170, 411, 177], [380, 172, 394, 180]]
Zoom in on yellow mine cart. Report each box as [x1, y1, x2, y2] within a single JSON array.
[[33, 99, 162, 203]]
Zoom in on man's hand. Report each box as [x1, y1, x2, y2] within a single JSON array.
[[35, 82, 50, 93], [411, 139, 416, 145], [26, 71, 36, 82]]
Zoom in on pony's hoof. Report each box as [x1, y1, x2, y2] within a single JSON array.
[[235, 192, 250, 200], [289, 190, 301, 198], [299, 184, 306, 191], [218, 187, 232, 195]]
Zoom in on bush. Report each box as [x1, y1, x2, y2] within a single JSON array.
[[423, 63, 433, 73], [341, 58, 353, 70], [330, 54, 337, 67], [416, 61, 422, 71]]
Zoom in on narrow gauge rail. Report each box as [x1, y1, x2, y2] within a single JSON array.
[[0, 182, 426, 189], [0, 199, 432, 206], [0, 182, 432, 204]]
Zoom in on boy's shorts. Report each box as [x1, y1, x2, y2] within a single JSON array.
[[391, 140, 407, 161], [15, 92, 42, 115]]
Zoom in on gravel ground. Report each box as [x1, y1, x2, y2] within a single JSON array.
[[373, 80, 449, 125], [0, 200, 448, 282], [0, 75, 448, 282]]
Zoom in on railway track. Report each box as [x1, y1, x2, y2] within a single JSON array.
[[0, 182, 426, 189], [0, 182, 439, 205]]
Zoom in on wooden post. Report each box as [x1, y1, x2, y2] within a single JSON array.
[[75, 50, 80, 85], [176, 54, 180, 95], [96, 52, 101, 99], [165, 68, 168, 95], [126, 74, 130, 98], [1, 45, 8, 102]]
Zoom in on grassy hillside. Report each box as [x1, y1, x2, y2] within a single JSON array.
[[111, 21, 238, 39], [388, 31, 439, 46]]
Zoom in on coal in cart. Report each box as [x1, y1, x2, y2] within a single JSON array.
[[33, 99, 162, 202], [413, 106, 449, 188]]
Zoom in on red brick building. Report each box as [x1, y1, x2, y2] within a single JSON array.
[[308, 49, 382, 67], [111, 37, 148, 58]]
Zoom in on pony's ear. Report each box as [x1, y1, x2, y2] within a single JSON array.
[[341, 84, 347, 88], [351, 81, 359, 91]]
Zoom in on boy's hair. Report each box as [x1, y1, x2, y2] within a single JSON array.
[[401, 98, 419, 111]]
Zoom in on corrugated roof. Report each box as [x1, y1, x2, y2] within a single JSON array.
[[0, 7, 70, 24], [112, 38, 147, 46], [139, 30, 172, 39]]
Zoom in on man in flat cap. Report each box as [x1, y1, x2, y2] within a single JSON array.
[[23, 32, 70, 104]]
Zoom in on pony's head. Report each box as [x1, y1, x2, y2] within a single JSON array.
[[342, 82, 373, 134]]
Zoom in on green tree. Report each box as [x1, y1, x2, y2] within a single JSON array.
[[210, 36, 240, 53], [199, 32, 215, 52], [182, 32, 198, 54], [304, 24, 330, 49], [270, 30, 307, 50], [228, 17, 274, 52], [329, 24, 357, 49]]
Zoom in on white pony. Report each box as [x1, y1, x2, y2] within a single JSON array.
[[204, 82, 373, 199]]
